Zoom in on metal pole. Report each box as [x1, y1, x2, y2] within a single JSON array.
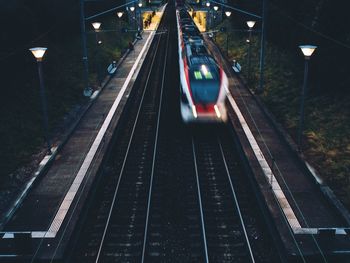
[[258, 0, 267, 93], [138, 7, 141, 30], [80, 0, 90, 96], [226, 31, 229, 55], [298, 58, 309, 150], [37, 61, 52, 154], [247, 29, 252, 84], [95, 32, 102, 86]]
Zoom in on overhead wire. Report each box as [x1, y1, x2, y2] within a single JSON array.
[[269, 0, 350, 50]]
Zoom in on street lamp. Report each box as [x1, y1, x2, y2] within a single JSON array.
[[213, 5, 219, 11], [137, 2, 143, 30], [129, 6, 136, 30], [297, 45, 317, 150], [92, 22, 102, 86], [258, 0, 267, 93], [246, 20, 256, 84], [205, 2, 211, 30], [117, 12, 123, 33], [29, 47, 52, 154], [92, 21, 101, 31], [224, 11, 231, 55]]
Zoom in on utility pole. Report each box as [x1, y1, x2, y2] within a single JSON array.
[[258, 0, 267, 93], [80, 0, 91, 96]]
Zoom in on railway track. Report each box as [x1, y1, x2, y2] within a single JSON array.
[[69, 2, 281, 262], [192, 128, 254, 262], [69, 4, 170, 263]]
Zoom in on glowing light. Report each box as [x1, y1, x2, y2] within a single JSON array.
[[192, 105, 198, 118], [214, 105, 221, 118], [201, 64, 208, 75], [92, 22, 101, 30], [213, 6, 219, 11], [194, 71, 203, 80], [246, 20, 256, 29], [225, 11, 231, 17], [138, 2, 142, 7], [299, 45, 317, 57], [117, 12, 123, 18], [29, 47, 47, 61], [130, 6, 135, 12], [206, 2, 210, 7]]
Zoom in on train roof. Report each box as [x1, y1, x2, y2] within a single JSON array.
[[189, 55, 217, 66], [177, 8, 219, 70]]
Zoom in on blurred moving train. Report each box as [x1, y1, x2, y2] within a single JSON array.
[[176, 5, 228, 123]]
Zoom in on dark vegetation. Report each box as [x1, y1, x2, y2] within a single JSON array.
[[216, 0, 350, 205], [0, 0, 132, 189]]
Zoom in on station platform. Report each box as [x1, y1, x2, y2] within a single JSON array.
[[0, 14, 163, 260], [142, 8, 163, 31], [205, 36, 350, 260]]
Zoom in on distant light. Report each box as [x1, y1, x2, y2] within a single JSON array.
[[130, 6, 135, 12], [225, 11, 231, 17], [192, 105, 198, 118], [206, 2, 210, 7], [201, 64, 208, 75], [138, 2, 142, 7], [213, 6, 219, 11], [92, 22, 101, 30], [246, 39, 250, 43], [98, 40, 102, 45], [214, 105, 221, 118], [246, 20, 256, 29], [29, 47, 47, 61], [299, 45, 317, 58], [117, 12, 123, 18]]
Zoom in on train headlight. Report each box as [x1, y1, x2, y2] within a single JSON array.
[[214, 105, 221, 118], [192, 105, 198, 118]]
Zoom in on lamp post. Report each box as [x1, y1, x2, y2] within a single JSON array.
[[205, 2, 211, 30], [29, 47, 52, 154], [92, 22, 102, 86], [212, 6, 219, 41], [297, 45, 317, 151], [258, 0, 267, 93], [246, 20, 256, 84], [117, 11, 123, 32], [129, 6, 136, 30], [138, 2, 143, 31], [224, 11, 231, 56], [80, 0, 91, 97]]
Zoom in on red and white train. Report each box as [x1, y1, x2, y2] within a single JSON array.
[[176, 7, 228, 123]]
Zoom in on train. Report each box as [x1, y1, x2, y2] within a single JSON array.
[[176, 6, 228, 123]]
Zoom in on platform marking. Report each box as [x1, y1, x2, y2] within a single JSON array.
[[227, 94, 302, 231], [1, 30, 155, 240], [47, 30, 155, 235]]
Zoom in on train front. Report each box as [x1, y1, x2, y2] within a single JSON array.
[[181, 61, 228, 123]]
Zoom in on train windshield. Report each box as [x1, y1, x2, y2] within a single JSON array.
[[190, 64, 220, 104]]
